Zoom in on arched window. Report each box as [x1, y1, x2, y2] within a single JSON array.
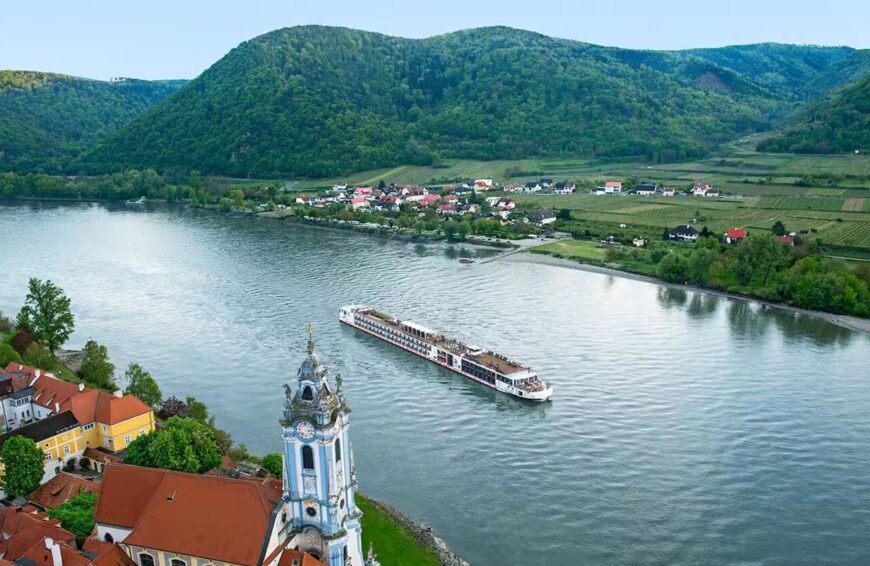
[[103, 533, 114, 543], [170, 560, 186, 566], [138, 554, 155, 566], [335, 438, 341, 462], [302, 445, 314, 470], [301, 386, 314, 400]]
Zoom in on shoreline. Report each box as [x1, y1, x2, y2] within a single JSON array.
[[506, 252, 870, 335], [362, 496, 469, 566]]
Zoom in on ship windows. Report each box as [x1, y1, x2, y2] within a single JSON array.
[[302, 445, 314, 470], [335, 438, 341, 461], [301, 386, 314, 401]]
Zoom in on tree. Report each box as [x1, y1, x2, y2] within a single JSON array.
[[48, 492, 96, 546], [230, 188, 245, 210], [656, 252, 689, 283], [22, 343, 54, 370], [0, 311, 13, 334], [735, 235, 792, 287], [157, 396, 188, 420], [79, 340, 116, 390], [17, 278, 75, 355], [0, 435, 45, 497], [122, 417, 221, 474], [772, 220, 787, 236], [185, 396, 210, 424], [0, 344, 22, 367], [124, 363, 163, 407], [262, 453, 283, 478]]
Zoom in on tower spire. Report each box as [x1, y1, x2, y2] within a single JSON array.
[[307, 321, 315, 354]]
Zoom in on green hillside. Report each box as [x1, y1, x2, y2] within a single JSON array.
[[682, 43, 867, 99], [758, 73, 870, 154], [82, 26, 782, 178], [0, 72, 185, 172]]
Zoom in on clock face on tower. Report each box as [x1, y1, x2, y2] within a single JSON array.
[[295, 420, 315, 440]]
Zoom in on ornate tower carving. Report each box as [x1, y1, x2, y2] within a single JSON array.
[[282, 324, 363, 566]]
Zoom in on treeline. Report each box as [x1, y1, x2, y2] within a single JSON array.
[[656, 235, 870, 317]]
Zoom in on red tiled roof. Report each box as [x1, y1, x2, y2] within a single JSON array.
[[28, 472, 99, 510], [28, 373, 151, 426], [605, 181, 621, 188], [726, 228, 747, 239], [0, 508, 76, 561], [95, 464, 282, 565], [83, 447, 122, 465], [277, 550, 326, 566], [90, 543, 135, 566], [18, 537, 90, 566], [778, 235, 795, 245]]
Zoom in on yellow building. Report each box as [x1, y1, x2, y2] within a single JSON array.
[[0, 410, 85, 484]]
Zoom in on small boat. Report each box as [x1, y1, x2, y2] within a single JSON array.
[[125, 196, 146, 206], [458, 258, 475, 264]]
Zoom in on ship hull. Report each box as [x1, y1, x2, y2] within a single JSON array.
[[340, 312, 552, 402]]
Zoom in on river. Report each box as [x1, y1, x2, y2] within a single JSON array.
[[1, 202, 869, 565]]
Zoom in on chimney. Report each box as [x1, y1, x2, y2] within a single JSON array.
[[78, 383, 85, 392], [46, 538, 62, 566], [55, 402, 60, 413], [35, 369, 41, 379], [113, 389, 123, 398]]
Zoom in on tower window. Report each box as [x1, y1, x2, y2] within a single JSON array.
[[335, 438, 341, 462], [302, 445, 314, 470], [301, 386, 314, 400]]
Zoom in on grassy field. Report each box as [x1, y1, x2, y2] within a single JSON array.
[[357, 495, 441, 566], [530, 240, 607, 261]]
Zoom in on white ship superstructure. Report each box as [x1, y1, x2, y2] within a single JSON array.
[[339, 305, 553, 401]]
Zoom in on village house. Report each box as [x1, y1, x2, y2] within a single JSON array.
[[400, 186, 427, 203], [778, 235, 796, 246], [437, 204, 457, 215], [668, 225, 700, 242], [0, 363, 156, 473], [692, 181, 715, 197], [662, 187, 676, 197], [352, 187, 373, 199], [502, 182, 521, 192], [350, 196, 368, 210], [294, 195, 311, 205], [0, 412, 83, 487], [418, 193, 441, 208], [473, 179, 495, 192], [331, 183, 347, 193], [596, 181, 623, 195], [521, 182, 541, 194], [632, 237, 646, 247], [635, 183, 658, 196], [553, 182, 575, 195], [724, 227, 748, 244], [526, 209, 556, 226]]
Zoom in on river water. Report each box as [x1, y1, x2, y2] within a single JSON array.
[[1, 202, 869, 565]]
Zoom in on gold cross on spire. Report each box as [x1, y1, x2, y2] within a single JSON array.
[[307, 321, 314, 339]]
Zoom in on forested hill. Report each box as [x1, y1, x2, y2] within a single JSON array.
[[0, 72, 185, 172], [82, 26, 786, 178], [758, 73, 870, 153]]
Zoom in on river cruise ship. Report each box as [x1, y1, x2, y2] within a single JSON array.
[[339, 305, 553, 401]]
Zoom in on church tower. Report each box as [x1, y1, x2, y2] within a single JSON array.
[[281, 325, 364, 566]]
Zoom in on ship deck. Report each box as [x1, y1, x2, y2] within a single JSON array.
[[357, 309, 530, 376]]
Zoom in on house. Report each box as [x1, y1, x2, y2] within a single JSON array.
[[350, 197, 368, 210], [553, 182, 575, 195], [437, 204, 456, 215], [400, 186, 427, 203], [473, 179, 495, 192], [778, 235, 795, 246], [419, 194, 441, 208], [597, 181, 622, 194], [540, 178, 553, 188], [331, 183, 347, 193], [521, 182, 541, 194], [633, 237, 645, 247], [704, 187, 720, 197], [668, 225, 700, 242], [1, 363, 156, 458], [635, 183, 658, 196], [526, 209, 556, 226], [294, 195, 311, 205], [352, 187, 372, 198], [0, 411, 84, 485], [28, 472, 99, 510], [503, 183, 521, 192], [692, 181, 712, 196], [725, 227, 747, 244], [662, 187, 676, 197], [668, 224, 701, 242], [444, 194, 458, 204], [92, 464, 323, 566]]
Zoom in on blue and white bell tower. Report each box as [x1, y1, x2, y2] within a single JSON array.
[[281, 324, 364, 566]]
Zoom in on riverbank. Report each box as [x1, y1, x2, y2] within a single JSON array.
[[508, 251, 870, 335], [358, 495, 469, 566]]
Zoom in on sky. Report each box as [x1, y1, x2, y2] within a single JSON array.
[[2, 0, 868, 80]]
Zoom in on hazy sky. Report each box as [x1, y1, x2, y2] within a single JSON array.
[[2, 0, 867, 80]]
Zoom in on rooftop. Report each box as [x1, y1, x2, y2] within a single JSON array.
[[0, 411, 80, 449]]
